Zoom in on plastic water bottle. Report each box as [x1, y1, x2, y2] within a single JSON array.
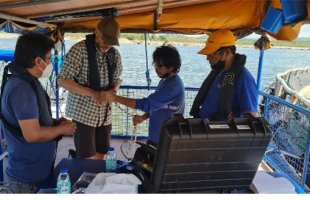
[[57, 168, 71, 194], [106, 147, 117, 172]]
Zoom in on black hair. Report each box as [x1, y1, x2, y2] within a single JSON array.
[[218, 45, 236, 54], [14, 32, 55, 68], [152, 44, 181, 73]]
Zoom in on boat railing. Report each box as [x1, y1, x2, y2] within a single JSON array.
[[260, 91, 310, 193], [54, 85, 199, 139]]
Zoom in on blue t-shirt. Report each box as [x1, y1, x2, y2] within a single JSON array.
[[199, 68, 257, 119], [1, 77, 56, 183], [135, 75, 185, 143], [0, 140, 3, 182]]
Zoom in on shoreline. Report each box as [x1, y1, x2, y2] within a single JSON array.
[[1, 32, 309, 51], [121, 40, 310, 50]]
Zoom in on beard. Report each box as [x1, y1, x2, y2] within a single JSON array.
[[95, 43, 110, 54], [211, 60, 225, 70]]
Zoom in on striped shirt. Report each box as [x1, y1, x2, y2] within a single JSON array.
[[58, 40, 122, 127]]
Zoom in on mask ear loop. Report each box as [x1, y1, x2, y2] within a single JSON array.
[[218, 48, 226, 62], [218, 49, 228, 70], [38, 57, 47, 72]]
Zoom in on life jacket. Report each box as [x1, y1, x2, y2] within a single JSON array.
[[85, 34, 117, 124], [0, 62, 53, 138], [190, 54, 246, 120], [85, 34, 116, 91]]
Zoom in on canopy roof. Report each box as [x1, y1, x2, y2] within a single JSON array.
[[0, 0, 309, 40]]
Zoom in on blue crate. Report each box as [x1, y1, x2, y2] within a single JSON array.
[[281, 0, 307, 24], [261, 7, 284, 34]]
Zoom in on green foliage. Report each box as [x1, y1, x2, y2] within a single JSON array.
[[120, 33, 310, 48], [238, 38, 310, 48], [64, 32, 310, 48], [120, 33, 207, 44], [121, 33, 144, 41]]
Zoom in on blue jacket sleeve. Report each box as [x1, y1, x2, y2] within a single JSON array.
[[135, 80, 182, 113], [237, 69, 258, 113]]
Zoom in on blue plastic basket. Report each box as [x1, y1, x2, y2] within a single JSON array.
[[281, 0, 307, 24], [261, 7, 284, 34]]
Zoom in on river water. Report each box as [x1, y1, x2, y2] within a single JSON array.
[[1, 38, 310, 89]]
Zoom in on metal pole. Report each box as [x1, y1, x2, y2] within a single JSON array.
[[54, 51, 60, 118], [257, 46, 265, 94]]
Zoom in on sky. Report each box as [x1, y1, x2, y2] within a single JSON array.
[[298, 24, 310, 37]]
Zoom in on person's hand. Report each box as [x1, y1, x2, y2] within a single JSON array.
[[53, 117, 70, 125], [108, 88, 117, 95], [101, 90, 115, 102], [89, 90, 105, 105], [59, 121, 77, 136], [132, 115, 145, 126], [113, 79, 122, 91]]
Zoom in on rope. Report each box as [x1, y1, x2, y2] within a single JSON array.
[[144, 32, 151, 90], [120, 125, 138, 161], [114, 102, 135, 117], [115, 102, 139, 161]]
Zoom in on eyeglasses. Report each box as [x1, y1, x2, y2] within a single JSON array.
[[153, 63, 165, 69], [44, 56, 55, 64], [208, 50, 220, 57]]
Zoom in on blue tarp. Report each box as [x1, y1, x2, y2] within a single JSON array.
[[0, 50, 64, 67], [0, 50, 14, 62], [0, 20, 53, 35]]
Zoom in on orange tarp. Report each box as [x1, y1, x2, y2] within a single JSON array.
[[60, 0, 303, 41], [1, 0, 309, 41], [62, 0, 266, 34]]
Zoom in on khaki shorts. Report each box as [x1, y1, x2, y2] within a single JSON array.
[[73, 121, 111, 158]]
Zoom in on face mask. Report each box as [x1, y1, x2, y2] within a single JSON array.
[[39, 58, 53, 78], [211, 60, 225, 70]]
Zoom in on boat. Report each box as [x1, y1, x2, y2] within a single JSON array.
[[0, 0, 310, 194], [273, 67, 310, 109]]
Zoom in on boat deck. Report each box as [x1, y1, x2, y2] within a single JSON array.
[[55, 136, 141, 166]]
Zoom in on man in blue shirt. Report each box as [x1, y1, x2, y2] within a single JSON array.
[[0, 33, 76, 193], [190, 30, 258, 120], [102, 45, 185, 144]]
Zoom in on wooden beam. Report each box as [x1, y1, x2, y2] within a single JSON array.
[[26, 0, 212, 19], [154, 0, 163, 30], [26, 0, 158, 19], [0, 0, 71, 10], [119, 0, 218, 16], [0, 12, 57, 29], [156, 0, 163, 23]]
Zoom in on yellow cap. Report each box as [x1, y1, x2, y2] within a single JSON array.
[[198, 30, 236, 55]]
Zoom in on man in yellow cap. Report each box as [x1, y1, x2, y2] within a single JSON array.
[[58, 18, 123, 160], [190, 30, 258, 120]]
